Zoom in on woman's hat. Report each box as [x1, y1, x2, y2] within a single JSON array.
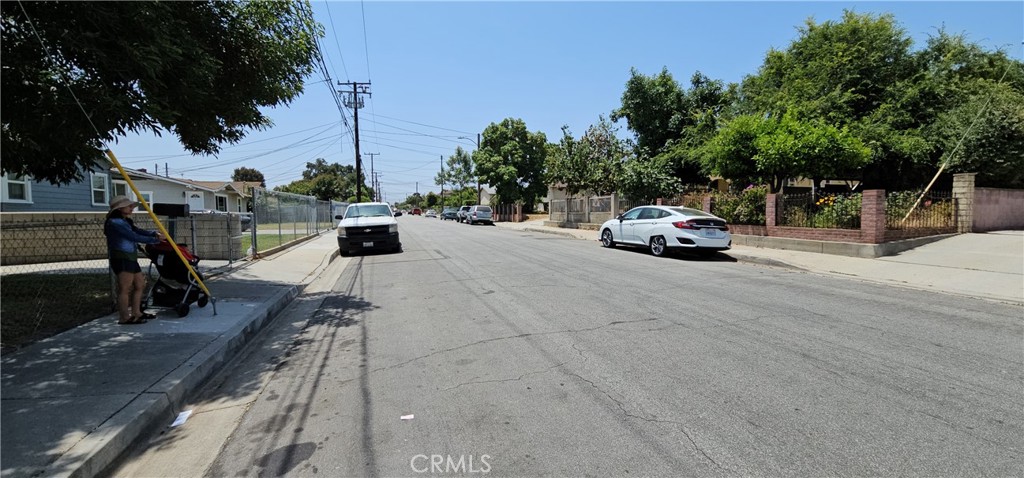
[[109, 195, 138, 210]]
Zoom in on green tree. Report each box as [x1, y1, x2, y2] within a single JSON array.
[[232, 167, 266, 187], [931, 82, 1024, 188], [425, 192, 439, 208], [276, 159, 372, 201], [737, 11, 928, 189], [404, 193, 423, 208], [617, 157, 681, 204], [437, 147, 474, 190], [700, 113, 870, 192], [611, 67, 685, 157], [475, 118, 548, 205], [1, 0, 323, 184], [547, 116, 628, 199]]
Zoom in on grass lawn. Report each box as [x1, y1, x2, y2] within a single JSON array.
[[1, 273, 112, 354], [242, 233, 305, 254]]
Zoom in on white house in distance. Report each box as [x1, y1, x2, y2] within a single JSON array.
[[111, 167, 259, 213]]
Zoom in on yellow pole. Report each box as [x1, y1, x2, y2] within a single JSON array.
[[105, 149, 213, 299]]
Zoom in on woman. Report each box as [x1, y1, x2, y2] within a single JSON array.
[[104, 195, 164, 324]]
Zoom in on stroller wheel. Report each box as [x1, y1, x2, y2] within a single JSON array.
[[175, 303, 190, 317], [198, 295, 209, 308]]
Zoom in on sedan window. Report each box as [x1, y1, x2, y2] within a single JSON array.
[[622, 208, 642, 220], [637, 208, 657, 220]]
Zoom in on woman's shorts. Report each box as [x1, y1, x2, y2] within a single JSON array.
[[110, 258, 142, 274]]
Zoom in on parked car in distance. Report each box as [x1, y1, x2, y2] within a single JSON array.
[[457, 205, 472, 223], [440, 207, 459, 220], [599, 205, 731, 257], [465, 205, 493, 225], [412, 208, 422, 215], [335, 202, 401, 256], [425, 209, 437, 218]]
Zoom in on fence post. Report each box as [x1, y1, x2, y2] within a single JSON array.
[[766, 193, 778, 228], [702, 195, 713, 213], [953, 173, 976, 233], [611, 193, 619, 217], [861, 189, 887, 243]]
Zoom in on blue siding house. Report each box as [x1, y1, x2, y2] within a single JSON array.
[[1, 159, 114, 212]]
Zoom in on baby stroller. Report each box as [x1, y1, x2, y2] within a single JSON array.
[[142, 241, 209, 317]]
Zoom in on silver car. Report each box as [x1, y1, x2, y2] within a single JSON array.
[[599, 205, 731, 257], [465, 205, 493, 225]]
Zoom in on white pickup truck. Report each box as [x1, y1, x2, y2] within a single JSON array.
[[335, 202, 402, 255]]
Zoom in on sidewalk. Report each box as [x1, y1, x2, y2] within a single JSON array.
[[0, 234, 341, 478], [495, 220, 1024, 305]]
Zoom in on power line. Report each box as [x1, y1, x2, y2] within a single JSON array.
[[361, 0, 372, 82], [369, 113, 476, 135], [322, 0, 351, 82]]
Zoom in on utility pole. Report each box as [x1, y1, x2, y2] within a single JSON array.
[[339, 81, 371, 201], [366, 152, 379, 201], [440, 154, 445, 210], [476, 133, 482, 204]]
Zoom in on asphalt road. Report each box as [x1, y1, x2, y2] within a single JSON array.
[[111, 216, 1023, 477]]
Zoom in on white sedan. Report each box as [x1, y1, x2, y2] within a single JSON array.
[[599, 205, 732, 257]]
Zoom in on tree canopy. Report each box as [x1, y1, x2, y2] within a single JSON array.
[[1, 0, 322, 184], [475, 118, 548, 205], [232, 167, 266, 188], [275, 158, 372, 202], [547, 116, 629, 198]]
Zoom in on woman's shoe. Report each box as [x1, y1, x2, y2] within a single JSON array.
[[118, 316, 148, 325]]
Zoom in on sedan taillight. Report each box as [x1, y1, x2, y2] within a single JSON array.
[[672, 220, 697, 229]]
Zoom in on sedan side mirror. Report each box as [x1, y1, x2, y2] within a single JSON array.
[[617, 214, 624, 222]]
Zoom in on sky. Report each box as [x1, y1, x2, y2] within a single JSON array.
[[109, 1, 1024, 204]]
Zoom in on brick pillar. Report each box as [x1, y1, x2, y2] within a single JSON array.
[[656, 197, 663, 206], [953, 173, 976, 233], [766, 193, 778, 227], [860, 189, 886, 244], [610, 193, 619, 216], [702, 195, 713, 213]]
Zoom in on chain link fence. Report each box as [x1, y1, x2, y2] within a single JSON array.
[[249, 188, 334, 255]]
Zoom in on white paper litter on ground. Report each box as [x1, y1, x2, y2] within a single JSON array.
[[400, 414, 414, 420], [171, 410, 193, 427]]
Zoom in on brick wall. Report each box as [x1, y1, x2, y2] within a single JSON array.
[[766, 226, 865, 243]]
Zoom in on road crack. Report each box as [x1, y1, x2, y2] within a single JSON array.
[[440, 362, 566, 392], [369, 318, 659, 374], [566, 372, 730, 473]]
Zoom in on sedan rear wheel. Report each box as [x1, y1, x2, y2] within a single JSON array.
[[650, 236, 668, 257], [601, 229, 615, 248]]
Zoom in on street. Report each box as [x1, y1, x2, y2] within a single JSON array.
[[109, 216, 1023, 477]]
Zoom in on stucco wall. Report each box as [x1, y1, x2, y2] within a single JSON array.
[[973, 188, 1024, 232]]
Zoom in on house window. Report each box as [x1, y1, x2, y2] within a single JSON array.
[[113, 180, 129, 197], [91, 172, 109, 206], [215, 195, 228, 212], [1, 174, 33, 203], [113, 180, 152, 209], [237, 198, 243, 212]]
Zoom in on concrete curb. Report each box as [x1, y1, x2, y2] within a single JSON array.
[[522, 227, 592, 240], [47, 246, 340, 478], [725, 252, 807, 272]]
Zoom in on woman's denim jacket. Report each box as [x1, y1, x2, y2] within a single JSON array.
[[104, 217, 161, 260]]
